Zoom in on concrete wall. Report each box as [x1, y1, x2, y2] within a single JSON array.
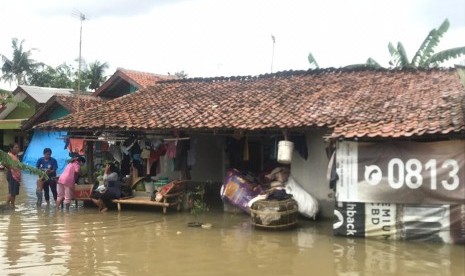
[[5, 97, 36, 119], [3, 130, 17, 148], [288, 128, 335, 219]]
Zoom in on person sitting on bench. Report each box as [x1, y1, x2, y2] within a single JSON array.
[[91, 163, 121, 213]]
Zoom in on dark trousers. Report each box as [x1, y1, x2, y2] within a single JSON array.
[[43, 180, 57, 202]]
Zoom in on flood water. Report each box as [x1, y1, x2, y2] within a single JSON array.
[[0, 172, 463, 276]]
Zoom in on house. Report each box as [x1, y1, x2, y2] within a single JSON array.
[[21, 93, 106, 174], [93, 68, 174, 99], [22, 93, 106, 131], [35, 67, 465, 243], [0, 85, 73, 151], [19, 67, 171, 173]]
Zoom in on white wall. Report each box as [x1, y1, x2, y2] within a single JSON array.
[[290, 129, 335, 219]]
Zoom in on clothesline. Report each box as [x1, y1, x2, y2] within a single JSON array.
[[162, 137, 191, 141], [56, 137, 127, 142], [56, 136, 191, 142]]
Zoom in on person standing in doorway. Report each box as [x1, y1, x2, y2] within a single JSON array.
[[56, 156, 85, 212], [36, 148, 58, 207], [5, 143, 22, 208]]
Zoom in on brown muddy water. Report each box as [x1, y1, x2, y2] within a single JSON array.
[[0, 172, 463, 276]]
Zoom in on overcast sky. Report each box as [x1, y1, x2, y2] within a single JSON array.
[[1, 0, 464, 90]]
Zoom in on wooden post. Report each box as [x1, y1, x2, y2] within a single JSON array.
[[86, 141, 94, 184]]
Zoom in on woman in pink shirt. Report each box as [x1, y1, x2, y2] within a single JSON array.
[[56, 156, 85, 211]]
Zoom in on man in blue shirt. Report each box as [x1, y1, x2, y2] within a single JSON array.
[[36, 148, 58, 206]]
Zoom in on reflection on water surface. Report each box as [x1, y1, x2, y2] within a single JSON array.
[[0, 172, 463, 275]]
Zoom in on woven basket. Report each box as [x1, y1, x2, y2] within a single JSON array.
[[250, 198, 298, 230]]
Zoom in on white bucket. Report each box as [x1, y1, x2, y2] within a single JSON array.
[[277, 140, 294, 164], [144, 181, 154, 193]]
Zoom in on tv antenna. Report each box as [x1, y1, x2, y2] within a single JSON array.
[[73, 10, 86, 111], [271, 34, 276, 73]]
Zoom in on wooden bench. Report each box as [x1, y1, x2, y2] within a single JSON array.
[[112, 180, 187, 214]]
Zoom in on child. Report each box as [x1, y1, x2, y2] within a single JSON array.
[[56, 156, 85, 211]]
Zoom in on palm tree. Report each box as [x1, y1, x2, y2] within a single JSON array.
[[1, 38, 40, 85], [381, 19, 465, 69], [86, 61, 109, 90]]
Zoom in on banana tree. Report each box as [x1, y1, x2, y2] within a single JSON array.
[[308, 52, 320, 69], [381, 19, 465, 69], [309, 18, 465, 69], [0, 150, 48, 179]]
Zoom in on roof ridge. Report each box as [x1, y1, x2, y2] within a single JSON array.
[[117, 68, 172, 78], [158, 67, 457, 84], [19, 85, 74, 90]]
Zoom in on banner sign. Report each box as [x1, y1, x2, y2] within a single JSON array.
[[335, 140, 465, 204], [333, 202, 465, 244]]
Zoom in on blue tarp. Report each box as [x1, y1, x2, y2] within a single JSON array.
[[22, 130, 70, 175]]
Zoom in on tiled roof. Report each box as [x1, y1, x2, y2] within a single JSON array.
[[55, 93, 106, 112], [119, 68, 174, 88], [93, 68, 174, 97], [22, 94, 106, 130], [36, 68, 465, 138]]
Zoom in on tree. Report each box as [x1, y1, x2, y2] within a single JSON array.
[[30, 60, 109, 91], [54, 63, 76, 88], [343, 58, 383, 70], [0, 150, 47, 178], [1, 38, 40, 85], [174, 70, 188, 79], [374, 19, 465, 69], [307, 19, 465, 69], [30, 63, 75, 88], [86, 61, 108, 90], [307, 52, 320, 69]]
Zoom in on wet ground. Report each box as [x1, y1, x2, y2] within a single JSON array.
[[0, 172, 463, 275]]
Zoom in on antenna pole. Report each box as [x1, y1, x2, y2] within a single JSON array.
[[271, 35, 276, 73], [77, 12, 85, 111]]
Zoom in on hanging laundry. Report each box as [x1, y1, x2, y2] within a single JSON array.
[[165, 141, 177, 159], [99, 141, 109, 152], [109, 144, 122, 163], [121, 137, 137, 155], [68, 138, 85, 156], [147, 144, 167, 175]]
